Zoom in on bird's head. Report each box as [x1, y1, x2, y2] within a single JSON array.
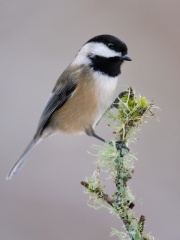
[[72, 34, 131, 77]]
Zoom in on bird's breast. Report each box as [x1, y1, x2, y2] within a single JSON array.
[[93, 71, 118, 124]]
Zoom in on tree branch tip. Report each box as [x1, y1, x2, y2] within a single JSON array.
[[139, 215, 145, 222]]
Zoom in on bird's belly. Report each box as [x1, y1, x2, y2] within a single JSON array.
[[51, 82, 99, 135]]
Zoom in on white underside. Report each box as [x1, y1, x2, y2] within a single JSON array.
[[92, 71, 118, 127]]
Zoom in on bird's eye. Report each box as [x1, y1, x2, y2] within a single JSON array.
[[108, 43, 115, 50]]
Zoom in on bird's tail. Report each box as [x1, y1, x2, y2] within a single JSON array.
[[6, 137, 41, 180]]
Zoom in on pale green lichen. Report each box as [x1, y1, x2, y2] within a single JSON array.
[[82, 87, 158, 240], [106, 87, 158, 143]]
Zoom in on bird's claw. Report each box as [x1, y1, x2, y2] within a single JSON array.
[[111, 91, 128, 109], [115, 140, 129, 155]]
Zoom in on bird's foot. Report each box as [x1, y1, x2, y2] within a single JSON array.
[[111, 91, 128, 109], [115, 140, 129, 156]]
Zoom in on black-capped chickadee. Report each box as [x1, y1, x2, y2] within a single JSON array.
[[7, 34, 131, 180]]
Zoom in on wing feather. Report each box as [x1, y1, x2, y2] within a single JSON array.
[[35, 83, 77, 138]]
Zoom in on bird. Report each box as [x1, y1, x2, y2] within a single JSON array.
[[6, 34, 131, 180]]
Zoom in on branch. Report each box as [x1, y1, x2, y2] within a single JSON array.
[[81, 181, 114, 207], [81, 87, 158, 240]]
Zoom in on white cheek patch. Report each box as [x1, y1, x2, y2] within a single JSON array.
[[88, 42, 121, 58], [72, 42, 122, 66]]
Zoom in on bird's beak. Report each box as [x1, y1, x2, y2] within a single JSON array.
[[120, 54, 132, 61]]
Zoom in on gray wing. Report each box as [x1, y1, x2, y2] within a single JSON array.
[[35, 82, 77, 138]]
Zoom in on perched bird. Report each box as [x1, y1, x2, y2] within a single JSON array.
[[7, 34, 131, 180]]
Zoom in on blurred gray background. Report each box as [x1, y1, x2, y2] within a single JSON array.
[[0, 0, 180, 239]]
